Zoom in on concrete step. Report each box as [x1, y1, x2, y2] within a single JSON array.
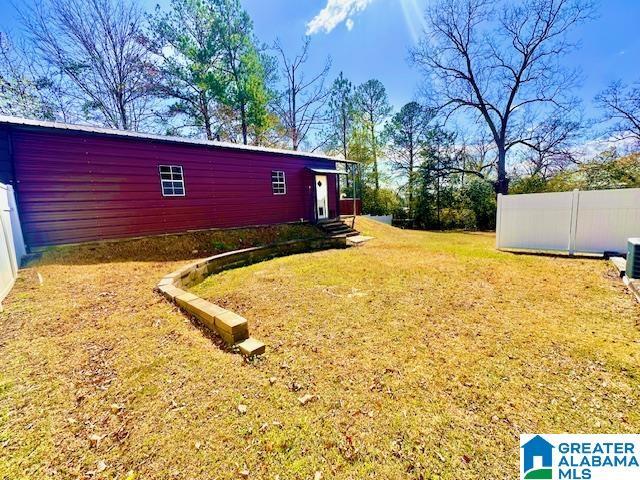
[[318, 219, 360, 239], [318, 220, 342, 226], [331, 230, 360, 238], [323, 223, 348, 230], [328, 226, 353, 233], [347, 235, 374, 246]]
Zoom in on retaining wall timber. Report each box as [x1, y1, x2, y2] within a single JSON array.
[[157, 236, 348, 355]]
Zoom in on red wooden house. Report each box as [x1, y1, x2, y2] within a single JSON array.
[[0, 116, 358, 249]]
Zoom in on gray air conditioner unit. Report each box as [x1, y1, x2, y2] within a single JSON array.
[[627, 238, 640, 279]]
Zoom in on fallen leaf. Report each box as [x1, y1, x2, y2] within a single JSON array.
[[298, 394, 317, 405], [88, 434, 104, 449], [96, 460, 107, 472]]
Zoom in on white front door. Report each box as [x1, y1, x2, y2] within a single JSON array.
[[315, 175, 328, 220]]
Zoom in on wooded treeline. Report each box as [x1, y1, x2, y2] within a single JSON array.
[[1, 0, 638, 230]]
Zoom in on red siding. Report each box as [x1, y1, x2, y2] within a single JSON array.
[[340, 198, 362, 216], [10, 128, 338, 247]]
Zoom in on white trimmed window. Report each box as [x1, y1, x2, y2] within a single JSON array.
[[159, 165, 185, 197], [271, 170, 286, 195]]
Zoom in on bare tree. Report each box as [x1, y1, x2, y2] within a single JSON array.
[[273, 37, 331, 151], [595, 80, 640, 147], [0, 32, 52, 119], [411, 0, 593, 194], [0, 31, 77, 121], [518, 115, 582, 179], [439, 134, 496, 184], [20, 0, 154, 130]]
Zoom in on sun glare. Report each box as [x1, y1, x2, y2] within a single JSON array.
[[399, 0, 427, 44]]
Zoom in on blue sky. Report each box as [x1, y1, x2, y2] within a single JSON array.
[[1, 0, 639, 119], [243, 0, 640, 120]]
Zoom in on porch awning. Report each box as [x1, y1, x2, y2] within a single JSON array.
[[306, 167, 349, 175]]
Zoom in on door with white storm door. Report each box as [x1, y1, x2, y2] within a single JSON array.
[[315, 175, 328, 220]]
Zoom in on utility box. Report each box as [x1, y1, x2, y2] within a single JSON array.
[[627, 238, 640, 279]]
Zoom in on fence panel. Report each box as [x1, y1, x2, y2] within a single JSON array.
[[0, 183, 24, 302], [497, 191, 574, 252], [496, 188, 640, 255], [7, 185, 26, 262], [574, 189, 640, 254]]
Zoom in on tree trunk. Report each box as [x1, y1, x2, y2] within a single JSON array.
[[202, 94, 213, 140], [204, 116, 213, 140], [436, 163, 441, 230], [495, 146, 509, 194], [408, 150, 414, 218], [342, 115, 350, 189], [117, 93, 129, 130], [370, 122, 379, 192], [240, 102, 248, 145], [291, 67, 298, 150]]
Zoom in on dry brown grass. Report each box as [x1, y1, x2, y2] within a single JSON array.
[[1, 218, 639, 479]]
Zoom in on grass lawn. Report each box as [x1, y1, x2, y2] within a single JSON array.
[[1, 218, 639, 479]]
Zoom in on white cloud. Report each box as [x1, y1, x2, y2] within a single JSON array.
[[306, 0, 374, 35]]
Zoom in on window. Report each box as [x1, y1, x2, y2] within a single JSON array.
[[159, 165, 185, 197], [271, 170, 286, 195]]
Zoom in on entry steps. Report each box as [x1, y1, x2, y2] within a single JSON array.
[[317, 219, 359, 238]]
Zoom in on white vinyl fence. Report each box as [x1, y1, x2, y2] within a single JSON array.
[[496, 188, 640, 255], [364, 214, 393, 225], [0, 183, 25, 302]]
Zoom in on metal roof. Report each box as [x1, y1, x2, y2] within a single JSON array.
[[0, 115, 357, 164], [306, 167, 349, 175]]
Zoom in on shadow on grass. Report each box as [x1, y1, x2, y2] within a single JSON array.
[[503, 249, 606, 261]]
